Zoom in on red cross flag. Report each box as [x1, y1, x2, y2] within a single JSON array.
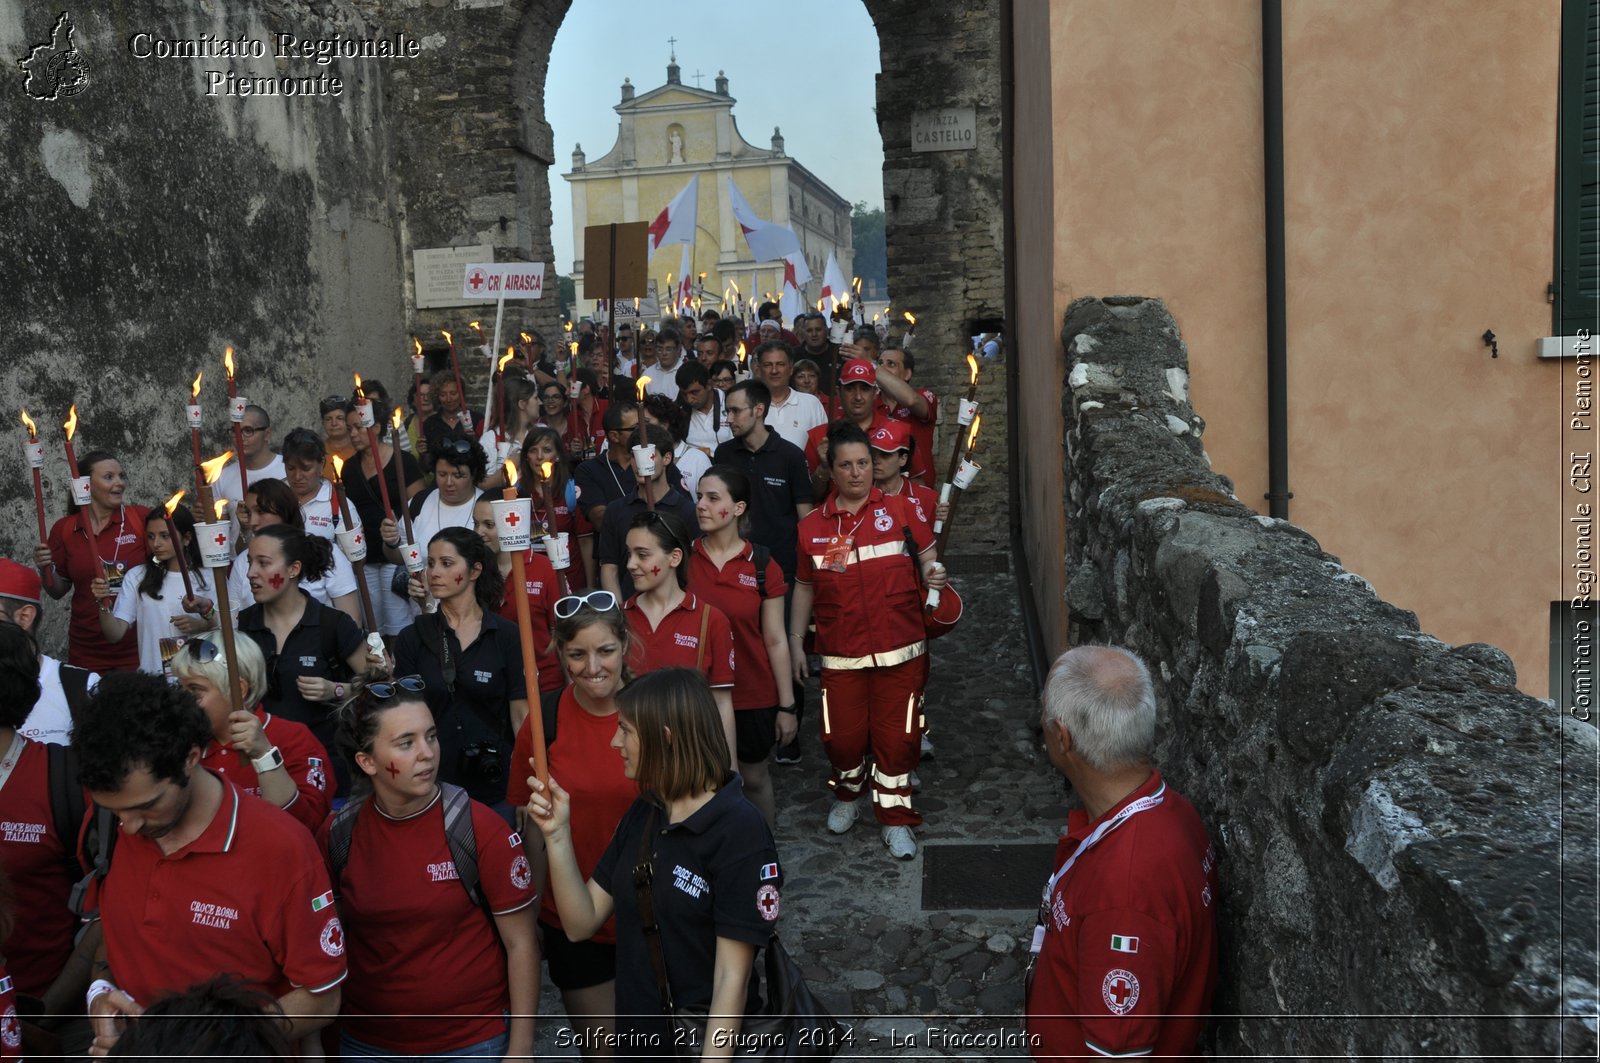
[[649, 175, 700, 251], [726, 177, 801, 263]]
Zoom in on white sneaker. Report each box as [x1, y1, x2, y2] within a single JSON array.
[[826, 800, 859, 834], [883, 825, 918, 860]]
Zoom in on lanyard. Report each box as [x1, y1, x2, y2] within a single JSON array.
[[88, 505, 129, 565]]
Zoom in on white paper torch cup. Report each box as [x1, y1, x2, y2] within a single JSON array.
[[953, 459, 981, 490], [829, 320, 848, 344], [196, 522, 233, 568], [70, 476, 91, 506], [631, 444, 658, 478], [491, 498, 534, 552], [354, 400, 375, 428], [186, 404, 203, 429], [957, 398, 979, 427], [547, 532, 571, 570], [24, 442, 43, 469], [335, 527, 367, 563], [569, 379, 582, 399], [412, 355, 426, 375], [402, 543, 426, 576], [229, 397, 248, 423]]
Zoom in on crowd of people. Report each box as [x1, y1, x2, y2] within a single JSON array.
[[0, 301, 1217, 1061]]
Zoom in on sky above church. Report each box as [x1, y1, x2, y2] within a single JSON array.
[[546, 0, 884, 275]]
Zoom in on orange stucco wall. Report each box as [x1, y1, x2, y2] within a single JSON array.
[[1019, 0, 1565, 693]]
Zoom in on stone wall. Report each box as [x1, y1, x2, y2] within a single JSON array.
[[1060, 296, 1597, 1058]]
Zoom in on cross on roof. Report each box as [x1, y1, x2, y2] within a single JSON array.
[[667, 36, 677, 62], [691, 70, 704, 87]]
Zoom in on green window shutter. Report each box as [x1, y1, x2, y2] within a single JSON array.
[[1557, 0, 1599, 337]]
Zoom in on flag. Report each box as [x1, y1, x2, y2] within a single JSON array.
[[819, 252, 849, 309], [1110, 935, 1140, 954], [677, 244, 693, 311], [311, 890, 335, 912], [649, 175, 700, 250], [780, 258, 805, 323], [784, 251, 812, 286], [726, 178, 803, 262]]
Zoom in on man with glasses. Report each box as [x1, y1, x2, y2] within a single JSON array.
[[646, 328, 685, 400], [215, 404, 284, 540], [615, 323, 638, 377], [594, 425, 696, 600], [550, 369, 608, 460], [573, 403, 644, 531]]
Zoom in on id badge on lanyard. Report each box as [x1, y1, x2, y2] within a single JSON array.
[[821, 534, 854, 573]]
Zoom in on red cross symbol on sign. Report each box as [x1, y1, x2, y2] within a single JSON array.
[[468, 269, 486, 292], [213, 532, 229, 547], [353, 533, 363, 545], [502, 511, 521, 528], [1107, 977, 1133, 1007]]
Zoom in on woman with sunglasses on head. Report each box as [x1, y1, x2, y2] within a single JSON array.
[[238, 525, 375, 797], [381, 438, 486, 590], [519, 426, 594, 592], [525, 667, 782, 1062], [320, 396, 358, 482], [687, 466, 794, 829], [622, 512, 736, 762], [320, 674, 537, 1061], [505, 593, 636, 1060], [226, 478, 362, 625], [471, 495, 562, 697], [90, 504, 217, 677], [341, 383, 424, 640], [174, 631, 332, 833], [392, 528, 529, 817], [34, 449, 151, 673], [479, 372, 541, 490]]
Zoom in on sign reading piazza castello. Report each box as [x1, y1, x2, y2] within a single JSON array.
[[911, 107, 977, 152]]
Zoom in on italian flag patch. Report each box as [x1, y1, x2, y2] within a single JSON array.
[[1110, 934, 1140, 953], [311, 891, 336, 912]]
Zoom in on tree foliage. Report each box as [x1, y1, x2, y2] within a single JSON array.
[[851, 202, 887, 298]]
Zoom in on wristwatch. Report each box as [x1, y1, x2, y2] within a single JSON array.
[[251, 746, 285, 774], [334, 683, 346, 701]]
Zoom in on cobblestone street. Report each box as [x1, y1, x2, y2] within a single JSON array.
[[534, 564, 1061, 1059]]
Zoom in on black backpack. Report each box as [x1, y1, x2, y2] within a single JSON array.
[[43, 741, 117, 919], [326, 782, 491, 916]]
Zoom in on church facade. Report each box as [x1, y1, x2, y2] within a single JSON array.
[[564, 62, 853, 318]]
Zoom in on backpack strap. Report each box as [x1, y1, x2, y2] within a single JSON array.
[[45, 742, 87, 883], [750, 543, 770, 600], [67, 803, 117, 919], [59, 665, 92, 724], [440, 782, 489, 915], [540, 687, 562, 750], [325, 794, 368, 896]]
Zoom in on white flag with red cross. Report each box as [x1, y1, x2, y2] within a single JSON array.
[[649, 175, 700, 251]]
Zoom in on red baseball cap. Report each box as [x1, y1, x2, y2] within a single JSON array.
[[0, 559, 42, 605], [868, 422, 911, 453], [839, 359, 877, 387]]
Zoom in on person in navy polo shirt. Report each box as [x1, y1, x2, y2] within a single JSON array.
[[595, 424, 697, 602], [72, 672, 344, 1057], [1026, 646, 1219, 1062], [526, 668, 781, 1060]]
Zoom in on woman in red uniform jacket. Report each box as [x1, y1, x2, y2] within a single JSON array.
[[507, 593, 639, 1061], [789, 422, 947, 862], [620, 511, 736, 761], [320, 676, 538, 1059], [687, 466, 795, 829], [35, 450, 150, 673]]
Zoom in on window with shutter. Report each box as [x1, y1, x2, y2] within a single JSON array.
[[1556, 0, 1599, 337]]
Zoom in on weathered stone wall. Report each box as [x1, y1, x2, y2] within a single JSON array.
[[1061, 296, 1597, 1058], [1, 0, 404, 556]]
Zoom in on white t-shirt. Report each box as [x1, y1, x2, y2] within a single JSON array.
[[477, 427, 521, 472], [616, 355, 638, 378], [301, 480, 339, 540], [644, 364, 682, 401], [674, 442, 711, 501], [410, 490, 481, 555], [765, 388, 828, 450], [685, 391, 734, 454], [215, 453, 288, 540], [229, 536, 357, 612], [18, 656, 98, 745], [111, 564, 213, 676]]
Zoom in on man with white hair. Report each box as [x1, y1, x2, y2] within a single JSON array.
[[1026, 645, 1218, 1062]]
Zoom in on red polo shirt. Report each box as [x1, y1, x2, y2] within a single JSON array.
[[879, 388, 937, 485], [623, 592, 735, 689], [47, 506, 150, 672], [317, 792, 534, 1053], [98, 777, 346, 1007], [0, 737, 79, 998], [1026, 771, 1219, 1061], [795, 489, 929, 662], [803, 414, 890, 478], [685, 541, 788, 710], [0, 962, 18, 1059], [198, 710, 332, 835], [497, 549, 563, 693], [555, 401, 609, 461], [882, 476, 939, 533]]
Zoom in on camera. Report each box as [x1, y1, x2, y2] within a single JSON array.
[[458, 743, 503, 785]]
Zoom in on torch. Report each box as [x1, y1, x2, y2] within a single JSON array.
[[195, 462, 247, 761], [62, 405, 87, 507], [538, 460, 572, 598], [633, 377, 656, 507], [389, 407, 416, 548], [224, 347, 249, 498], [441, 330, 473, 434], [187, 371, 205, 499], [903, 310, 917, 348], [494, 461, 549, 785], [494, 348, 515, 458], [160, 490, 196, 601], [943, 354, 981, 489], [329, 455, 379, 636], [411, 335, 425, 407], [352, 374, 394, 527], [934, 414, 982, 556], [20, 411, 48, 547]]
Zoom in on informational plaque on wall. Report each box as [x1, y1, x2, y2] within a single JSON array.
[[911, 107, 977, 152], [414, 244, 493, 308]]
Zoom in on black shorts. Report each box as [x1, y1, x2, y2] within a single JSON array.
[[540, 919, 617, 991], [735, 706, 779, 764]]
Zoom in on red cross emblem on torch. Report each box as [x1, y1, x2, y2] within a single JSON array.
[[213, 532, 229, 547], [502, 511, 521, 529]]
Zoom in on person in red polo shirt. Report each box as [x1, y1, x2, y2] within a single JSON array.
[[803, 360, 891, 502], [71, 672, 344, 1056], [1026, 646, 1219, 1062], [620, 511, 736, 759], [873, 346, 938, 487], [687, 466, 795, 829], [171, 632, 332, 835], [34, 450, 150, 673], [790, 422, 947, 861]]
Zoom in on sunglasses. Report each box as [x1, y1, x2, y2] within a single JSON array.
[[366, 675, 426, 702], [184, 639, 222, 664], [554, 590, 618, 619], [438, 439, 475, 458], [641, 510, 688, 552]]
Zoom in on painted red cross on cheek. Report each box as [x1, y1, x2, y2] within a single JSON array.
[[650, 565, 661, 576], [719, 508, 729, 519], [386, 761, 400, 778], [454, 574, 464, 584], [268, 574, 284, 589]]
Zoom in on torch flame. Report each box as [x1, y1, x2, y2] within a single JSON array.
[[539, 461, 553, 480], [698, 272, 707, 282], [636, 375, 652, 401], [469, 320, 482, 332], [563, 321, 573, 333], [520, 331, 532, 344], [199, 451, 234, 485], [440, 330, 453, 345], [412, 336, 422, 357], [498, 349, 515, 372], [391, 407, 404, 430], [737, 342, 747, 365], [213, 499, 228, 521], [162, 490, 187, 518], [63, 405, 78, 441], [352, 372, 364, 396], [966, 353, 979, 386], [966, 413, 981, 451], [223, 346, 235, 379], [191, 370, 203, 399], [904, 311, 916, 326], [816, 299, 824, 312], [20, 409, 37, 439], [504, 461, 519, 488], [330, 454, 345, 477]]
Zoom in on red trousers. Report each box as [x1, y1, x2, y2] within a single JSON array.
[[819, 658, 925, 826]]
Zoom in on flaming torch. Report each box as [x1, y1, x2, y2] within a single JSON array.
[[195, 461, 247, 746], [187, 371, 205, 497], [20, 410, 48, 546], [352, 374, 394, 526], [327, 454, 378, 634], [223, 347, 249, 497], [903, 310, 917, 348], [495, 461, 549, 785], [491, 348, 515, 449], [934, 414, 982, 555], [160, 490, 195, 600], [441, 330, 472, 433], [411, 335, 425, 409], [390, 407, 415, 547], [62, 405, 90, 508]]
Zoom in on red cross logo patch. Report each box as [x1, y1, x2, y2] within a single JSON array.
[[320, 917, 345, 957], [502, 511, 521, 528], [468, 268, 486, 292], [756, 884, 780, 922], [1101, 969, 1140, 1015]]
